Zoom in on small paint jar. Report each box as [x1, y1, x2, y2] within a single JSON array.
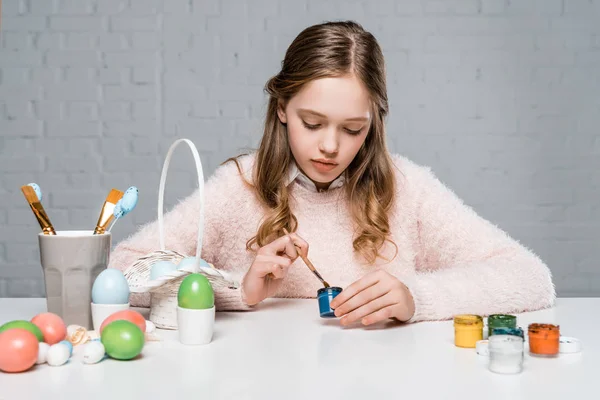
[[487, 314, 517, 337], [317, 287, 342, 318], [491, 326, 524, 339], [488, 334, 524, 374], [453, 314, 483, 348], [528, 323, 560, 357]]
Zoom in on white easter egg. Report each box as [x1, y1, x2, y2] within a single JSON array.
[[82, 341, 106, 365], [145, 320, 156, 333], [47, 343, 70, 366], [36, 342, 50, 364]]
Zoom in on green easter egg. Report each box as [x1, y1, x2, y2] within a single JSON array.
[[177, 273, 214, 309], [0, 320, 44, 342], [101, 320, 145, 360]]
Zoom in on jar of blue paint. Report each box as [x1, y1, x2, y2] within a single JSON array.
[[317, 287, 342, 318], [492, 327, 524, 339]]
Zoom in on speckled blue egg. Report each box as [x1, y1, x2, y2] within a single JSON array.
[[91, 269, 130, 304], [120, 187, 138, 212], [177, 256, 210, 271], [150, 260, 177, 280], [114, 187, 138, 219]]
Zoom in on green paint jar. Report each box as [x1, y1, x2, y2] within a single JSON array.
[[487, 314, 517, 337]]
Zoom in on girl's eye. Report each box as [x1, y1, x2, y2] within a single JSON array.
[[302, 121, 320, 130], [345, 127, 363, 135]]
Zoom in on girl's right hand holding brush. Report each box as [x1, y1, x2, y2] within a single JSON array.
[[241, 232, 309, 306]]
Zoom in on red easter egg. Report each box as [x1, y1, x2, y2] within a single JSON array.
[[0, 328, 39, 373], [31, 313, 67, 345], [99, 310, 146, 334]]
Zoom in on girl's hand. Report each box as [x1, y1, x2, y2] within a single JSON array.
[[329, 270, 415, 326], [241, 232, 309, 306]]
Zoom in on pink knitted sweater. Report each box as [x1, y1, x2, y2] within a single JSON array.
[[107, 153, 556, 322]]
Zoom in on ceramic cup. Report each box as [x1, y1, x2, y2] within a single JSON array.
[[177, 306, 215, 345], [91, 302, 130, 331], [38, 230, 111, 329]]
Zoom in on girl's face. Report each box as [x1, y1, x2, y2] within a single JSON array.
[[277, 74, 371, 191]]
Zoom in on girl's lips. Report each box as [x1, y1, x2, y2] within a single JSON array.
[[311, 160, 338, 173]]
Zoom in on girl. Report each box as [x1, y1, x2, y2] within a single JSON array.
[[108, 21, 555, 326]]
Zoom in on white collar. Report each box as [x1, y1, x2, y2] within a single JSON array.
[[240, 157, 346, 193], [285, 161, 346, 193]]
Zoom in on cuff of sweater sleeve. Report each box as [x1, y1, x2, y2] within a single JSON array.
[[214, 286, 255, 311], [399, 274, 436, 323]]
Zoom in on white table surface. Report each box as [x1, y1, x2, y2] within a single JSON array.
[[0, 297, 596, 400]]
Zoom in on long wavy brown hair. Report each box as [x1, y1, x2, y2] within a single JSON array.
[[227, 21, 397, 265]]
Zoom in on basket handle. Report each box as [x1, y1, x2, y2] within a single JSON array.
[[157, 138, 205, 264]]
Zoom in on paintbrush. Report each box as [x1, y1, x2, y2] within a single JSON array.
[[283, 228, 330, 288], [93, 188, 124, 235], [107, 186, 138, 233], [21, 185, 56, 235]]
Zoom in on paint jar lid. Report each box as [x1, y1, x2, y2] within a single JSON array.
[[559, 336, 582, 353], [454, 314, 483, 326], [488, 314, 517, 325], [528, 323, 560, 334], [317, 286, 342, 295]]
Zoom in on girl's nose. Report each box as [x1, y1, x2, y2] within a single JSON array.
[[318, 129, 339, 155]]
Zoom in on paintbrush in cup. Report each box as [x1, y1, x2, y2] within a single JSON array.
[[21, 185, 56, 235], [93, 188, 124, 235], [283, 228, 330, 288]]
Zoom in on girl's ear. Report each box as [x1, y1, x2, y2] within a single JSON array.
[[277, 100, 287, 124]]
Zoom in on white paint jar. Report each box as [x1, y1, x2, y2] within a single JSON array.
[[488, 334, 524, 374]]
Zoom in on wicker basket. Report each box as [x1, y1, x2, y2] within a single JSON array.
[[123, 138, 240, 330]]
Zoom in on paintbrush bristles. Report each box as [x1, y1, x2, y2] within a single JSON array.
[[106, 189, 123, 203], [21, 185, 39, 202], [93, 188, 124, 235], [21, 185, 56, 235]]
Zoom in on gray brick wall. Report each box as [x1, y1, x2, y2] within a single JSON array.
[[1, 0, 598, 298]]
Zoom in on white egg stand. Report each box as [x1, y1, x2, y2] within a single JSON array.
[[123, 138, 239, 330]]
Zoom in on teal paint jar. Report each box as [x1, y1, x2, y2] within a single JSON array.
[[487, 314, 517, 337], [492, 326, 524, 339], [317, 287, 342, 318]]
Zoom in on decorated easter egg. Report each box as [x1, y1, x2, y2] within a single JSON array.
[[120, 187, 138, 214], [113, 199, 124, 218], [150, 260, 177, 280], [31, 313, 67, 345], [0, 328, 39, 373], [177, 273, 214, 310], [36, 342, 50, 364], [66, 324, 89, 346], [99, 310, 146, 334], [92, 268, 130, 304], [0, 320, 44, 342], [27, 183, 42, 202], [101, 320, 145, 360], [46, 342, 70, 366], [82, 341, 106, 365]]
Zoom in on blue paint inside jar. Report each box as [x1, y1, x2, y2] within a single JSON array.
[[491, 327, 524, 339], [317, 286, 342, 318]]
